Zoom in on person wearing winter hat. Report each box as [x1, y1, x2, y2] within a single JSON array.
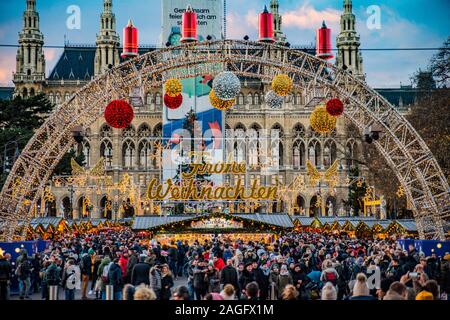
[[220, 284, 236, 300], [416, 290, 433, 300], [350, 273, 376, 300], [377, 278, 394, 300]]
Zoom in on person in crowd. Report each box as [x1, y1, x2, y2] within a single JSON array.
[[90, 253, 102, 298], [122, 284, 135, 301], [131, 254, 151, 286], [205, 263, 220, 293], [97, 255, 111, 300], [16, 250, 32, 300], [126, 250, 137, 284], [193, 259, 208, 300], [108, 258, 124, 300], [62, 258, 80, 300], [150, 264, 162, 299], [220, 284, 236, 300], [384, 281, 408, 300], [349, 273, 376, 300], [239, 262, 255, 295], [321, 282, 337, 300], [160, 264, 174, 300], [220, 258, 239, 294], [281, 284, 299, 300], [377, 278, 394, 300], [252, 261, 269, 300], [134, 285, 157, 300], [269, 263, 280, 299], [172, 285, 190, 300], [422, 280, 440, 300], [242, 281, 259, 301], [277, 264, 293, 299], [167, 241, 178, 279], [440, 254, 450, 300], [213, 256, 226, 272], [0, 252, 12, 300], [30, 253, 41, 294], [415, 290, 434, 300], [80, 248, 93, 300]]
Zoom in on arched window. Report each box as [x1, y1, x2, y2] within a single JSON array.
[[30, 88, 35, 96], [234, 141, 245, 163], [238, 93, 244, 105], [153, 123, 162, 137], [22, 88, 28, 97], [100, 140, 113, 167], [100, 124, 112, 138], [247, 93, 253, 105], [64, 92, 70, 102], [323, 140, 337, 168], [146, 93, 152, 105], [139, 140, 152, 169], [82, 140, 91, 167], [55, 93, 61, 105], [293, 140, 305, 169], [155, 93, 162, 106], [308, 140, 321, 167], [138, 123, 151, 138], [122, 140, 136, 168], [346, 140, 358, 168], [48, 93, 54, 104], [122, 125, 136, 138], [253, 93, 260, 105]]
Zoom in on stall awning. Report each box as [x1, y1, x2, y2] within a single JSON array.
[[132, 215, 204, 230], [234, 214, 294, 228]]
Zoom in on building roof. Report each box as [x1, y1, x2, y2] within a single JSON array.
[[234, 213, 294, 228], [132, 215, 201, 230], [48, 45, 156, 81], [375, 87, 418, 108], [0, 87, 14, 100]]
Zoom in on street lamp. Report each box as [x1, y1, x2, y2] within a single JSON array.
[[363, 125, 382, 144]]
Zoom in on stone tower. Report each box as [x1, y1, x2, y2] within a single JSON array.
[[270, 0, 286, 44], [94, 0, 120, 76], [13, 0, 46, 97], [336, 0, 364, 79]]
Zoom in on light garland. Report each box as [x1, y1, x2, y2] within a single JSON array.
[[310, 105, 337, 134], [265, 90, 284, 109], [212, 71, 241, 101], [165, 78, 183, 97], [209, 89, 235, 111], [272, 74, 293, 96]]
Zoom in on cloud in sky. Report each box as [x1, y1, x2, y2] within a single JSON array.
[[282, 3, 340, 31]]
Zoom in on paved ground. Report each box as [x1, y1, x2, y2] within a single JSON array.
[[10, 277, 187, 300]]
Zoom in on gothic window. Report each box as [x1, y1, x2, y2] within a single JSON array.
[[27, 45, 31, 64], [238, 93, 244, 105], [64, 92, 70, 102], [122, 140, 136, 168], [247, 93, 253, 105], [323, 140, 337, 168], [100, 140, 113, 167], [146, 93, 152, 105], [153, 123, 162, 137], [293, 140, 306, 169], [82, 140, 91, 167], [55, 93, 61, 105], [308, 140, 321, 167], [253, 93, 260, 105], [22, 88, 28, 97], [122, 125, 136, 138], [48, 93, 54, 104], [100, 124, 112, 138], [138, 123, 151, 138], [155, 93, 162, 105], [293, 123, 305, 137], [234, 141, 245, 163], [30, 88, 35, 96], [138, 140, 152, 169], [346, 140, 357, 168]]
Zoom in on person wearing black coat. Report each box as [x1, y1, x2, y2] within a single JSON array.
[[220, 259, 239, 291], [131, 255, 151, 286], [252, 262, 269, 300], [160, 264, 174, 300], [239, 263, 255, 295], [0, 255, 12, 300]]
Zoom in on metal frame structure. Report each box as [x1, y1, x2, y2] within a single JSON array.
[[0, 40, 448, 240]]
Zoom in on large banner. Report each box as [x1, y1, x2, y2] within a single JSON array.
[[161, 0, 224, 195]]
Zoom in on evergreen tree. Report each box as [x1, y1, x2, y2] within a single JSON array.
[[343, 166, 367, 216]]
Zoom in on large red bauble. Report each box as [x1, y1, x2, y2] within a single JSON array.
[[326, 98, 344, 116], [104, 100, 134, 129], [164, 93, 183, 109]]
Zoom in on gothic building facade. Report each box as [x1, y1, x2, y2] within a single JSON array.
[[12, 0, 398, 219]]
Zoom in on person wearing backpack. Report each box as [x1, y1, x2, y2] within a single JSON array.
[[43, 259, 62, 300], [62, 258, 80, 300], [16, 254, 32, 300], [108, 258, 123, 300], [320, 260, 339, 288], [97, 256, 111, 300], [80, 249, 94, 300]]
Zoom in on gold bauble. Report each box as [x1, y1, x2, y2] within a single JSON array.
[[310, 105, 337, 134], [165, 78, 183, 97], [272, 74, 293, 96], [209, 90, 235, 111]]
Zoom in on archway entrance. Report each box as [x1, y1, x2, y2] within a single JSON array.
[[295, 195, 305, 215], [61, 197, 72, 219], [100, 196, 112, 220], [0, 40, 448, 240], [309, 196, 321, 217]]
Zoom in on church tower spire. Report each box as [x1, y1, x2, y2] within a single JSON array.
[[336, 0, 364, 80], [94, 0, 120, 76], [13, 0, 46, 97], [270, 0, 286, 44]]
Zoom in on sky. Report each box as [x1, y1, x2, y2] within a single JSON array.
[[0, 0, 449, 88]]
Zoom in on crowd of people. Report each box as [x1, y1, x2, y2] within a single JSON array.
[[0, 228, 449, 301]]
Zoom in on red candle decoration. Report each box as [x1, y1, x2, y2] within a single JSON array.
[[164, 93, 183, 110], [258, 6, 274, 43], [326, 98, 344, 116], [121, 19, 138, 59], [316, 21, 334, 60], [104, 100, 134, 129], [181, 5, 198, 42]]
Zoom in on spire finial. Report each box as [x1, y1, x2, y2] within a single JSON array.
[[127, 19, 133, 27], [263, 5, 268, 13], [322, 20, 327, 28], [186, 4, 193, 12]]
